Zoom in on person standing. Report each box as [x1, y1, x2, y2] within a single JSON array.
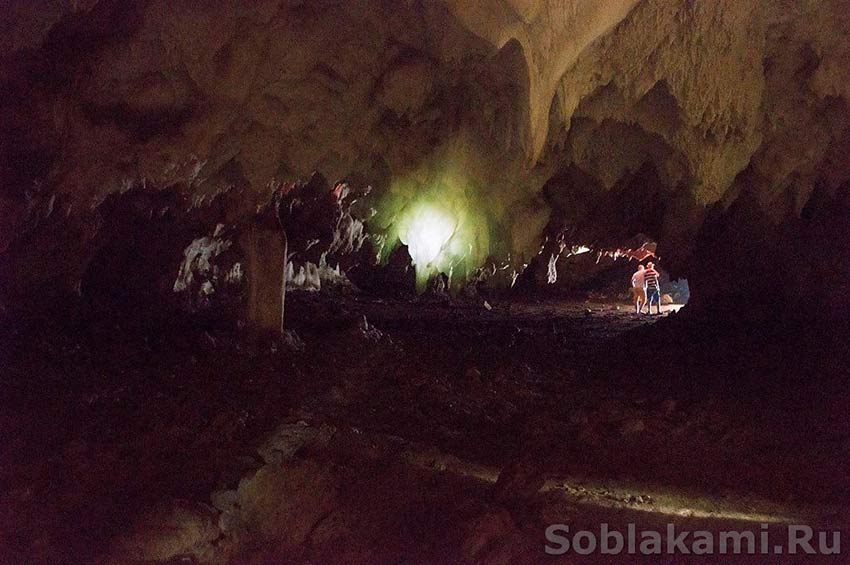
[[630, 264, 647, 314], [644, 261, 662, 314]]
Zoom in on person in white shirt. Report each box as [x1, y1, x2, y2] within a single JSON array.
[[631, 264, 647, 314]]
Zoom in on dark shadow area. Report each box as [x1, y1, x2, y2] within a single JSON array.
[[2, 278, 847, 561]]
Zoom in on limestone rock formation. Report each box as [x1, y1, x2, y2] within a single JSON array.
[[1, 0, 849, 316]]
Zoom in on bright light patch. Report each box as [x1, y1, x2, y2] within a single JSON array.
[[393, 201, 465, 291], [402, 447, 817, 525], [400, 206, 457, 268], [372, 165, 493, 293]]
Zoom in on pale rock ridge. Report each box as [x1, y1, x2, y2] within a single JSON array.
[[1, 0, 849, 309], [445, 0, 640, 161]]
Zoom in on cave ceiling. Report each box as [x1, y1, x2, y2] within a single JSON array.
[[1, 0, 849, 296]]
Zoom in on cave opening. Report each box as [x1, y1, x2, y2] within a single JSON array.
[[536, 238, 691, 315]]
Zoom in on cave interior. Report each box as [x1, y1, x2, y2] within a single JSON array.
[[1, 0, 850, 562]]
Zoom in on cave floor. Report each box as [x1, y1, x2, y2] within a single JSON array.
[[1, 294, 848, 562]]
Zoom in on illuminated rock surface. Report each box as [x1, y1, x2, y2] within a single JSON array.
[[2, 2, 850, 561], [2, 0, 849, 313]]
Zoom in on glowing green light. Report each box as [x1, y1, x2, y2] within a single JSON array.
[[391, 199, 468, 291], [399, 205, 457, 268], [371, 158, 497, 292]]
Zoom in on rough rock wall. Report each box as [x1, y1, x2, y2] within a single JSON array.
[[0, 0, 540, 304], [1, 0, 849, 315], [444, 0, 640, 160], [534, 0, 850, 312], [541, 0, 850, 214]]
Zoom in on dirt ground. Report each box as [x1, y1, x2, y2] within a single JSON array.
[[1, 292, 848, 562]]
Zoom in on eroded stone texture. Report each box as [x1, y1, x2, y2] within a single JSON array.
[[108, 499, 221, 563], [1, 0, 849, 315]]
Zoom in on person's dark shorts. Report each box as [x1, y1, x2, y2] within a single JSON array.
[[647, 288, 661, 304]]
